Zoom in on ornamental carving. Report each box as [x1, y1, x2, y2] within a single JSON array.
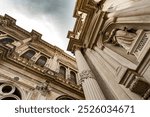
[[129, 76, 150, 99], [136, 34, 148, 52], [79, 70, 95, 83], [36, 82, 51, 96], [104, 27, 139, 51], [0, 83, 22, 100], [134, 32, 149, 55], [0, 16, 9, 27]]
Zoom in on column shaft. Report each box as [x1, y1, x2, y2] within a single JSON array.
[[75, 49, 105, 100], [85, 49, 130, 99], [108, 0, 150, 18]]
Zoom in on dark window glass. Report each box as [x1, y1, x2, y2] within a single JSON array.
[[35, 56, 47, 67], [0, 38, 14, 44], [21, 50, 36, 60], [70, 71, 77, 84], [59, 66, 66, 78]]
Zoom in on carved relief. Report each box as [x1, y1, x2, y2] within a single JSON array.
[[36, 82, 51, 96], [127, 30, 150, 62], [129, 76, 150, 99], [79, 70, 95, 83], [136, 34, 148, 51], [104, 27, 139, 51], [0, 16, 8, 27]]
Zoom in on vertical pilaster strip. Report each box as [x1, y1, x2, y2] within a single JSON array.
[[85, 48, 131, 99]]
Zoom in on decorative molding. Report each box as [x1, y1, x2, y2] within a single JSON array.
[[79, 70, 95, 83], [0, 17, 9, 27], [128, 30, 150, 62], [36, 82, 51, 96], [0, 14, 83, 98], [0, 15, 14, 27]]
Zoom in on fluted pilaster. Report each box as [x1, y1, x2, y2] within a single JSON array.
[[108, 0, 150, 18], [85, 48, 130, 99]]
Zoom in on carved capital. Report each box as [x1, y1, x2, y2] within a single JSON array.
[[79, 70, 95, 83]]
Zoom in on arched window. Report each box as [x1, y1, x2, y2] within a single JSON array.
[[59, 66, 66, 78], [70, 71, 77, 84], [0, 37, 14, 44], [35, 56, 47, 67], [21, 50, 36, 60]]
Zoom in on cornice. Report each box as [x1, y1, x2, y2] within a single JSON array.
[[38, 39, 76, 61], [0, 14, 76, 62], [0, 48, 83, 95], [67, 0, 107, 52]]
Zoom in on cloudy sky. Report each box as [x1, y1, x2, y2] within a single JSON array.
[[0, 0, 75, 54]]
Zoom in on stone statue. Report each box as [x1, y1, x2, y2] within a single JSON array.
[[105, 28, 138, 51]]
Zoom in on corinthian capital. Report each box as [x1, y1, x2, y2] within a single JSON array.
[[79, 70, 95, 83]]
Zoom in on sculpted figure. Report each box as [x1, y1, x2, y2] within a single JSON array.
[[105, 28, 137, 51]]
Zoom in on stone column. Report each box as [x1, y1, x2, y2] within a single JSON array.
[[75, 49, 105, 100], [94, 46, 120, 74], [103, 47, 137, 69], [85, 48, 131, 99], [108, 0, 150, 18]]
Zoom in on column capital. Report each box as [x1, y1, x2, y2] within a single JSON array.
[[79, 70, 95, 83], [75, 46, 105, 99]]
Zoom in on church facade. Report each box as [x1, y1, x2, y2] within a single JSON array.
[[67, 0, 150, 99], [0, 14, 84, 100]]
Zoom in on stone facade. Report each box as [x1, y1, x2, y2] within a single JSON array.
[[0, 14, 84, 100], [67, 0, 150, 100]]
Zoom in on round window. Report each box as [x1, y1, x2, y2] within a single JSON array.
[[0, 84, 15, 95]]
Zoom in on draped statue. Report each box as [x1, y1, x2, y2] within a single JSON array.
[[104, 28, 138, 51]]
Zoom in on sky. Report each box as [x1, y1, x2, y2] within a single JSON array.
[[0, 0, 75, 55]]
